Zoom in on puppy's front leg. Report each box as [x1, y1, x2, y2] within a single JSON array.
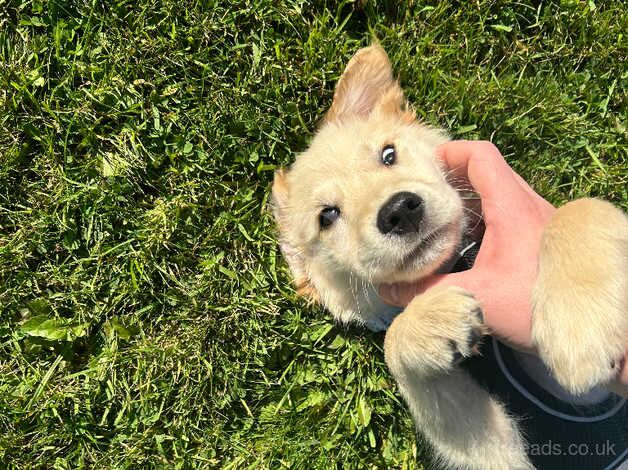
[[385, 286, 532, 470], [532, 198, 628, 394]]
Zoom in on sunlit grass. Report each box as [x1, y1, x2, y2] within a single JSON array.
[[0, 0, 626, 468]]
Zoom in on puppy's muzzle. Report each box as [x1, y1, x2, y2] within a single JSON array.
[[377, 191, 424, 235]]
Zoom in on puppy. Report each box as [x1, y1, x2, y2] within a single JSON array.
[[271, 45, 628, 469]]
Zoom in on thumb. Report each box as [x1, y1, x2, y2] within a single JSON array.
[[379, 269, 485, 307]]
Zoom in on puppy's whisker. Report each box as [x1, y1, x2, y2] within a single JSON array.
[[462, 206, 483, 220], [462, 207, 484, 233], [451, 183, 478, 193], [347, 271, 363, 319]]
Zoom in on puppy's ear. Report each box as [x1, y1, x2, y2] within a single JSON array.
[[326, 45, 405, 122], [271, 169, 320, 302]]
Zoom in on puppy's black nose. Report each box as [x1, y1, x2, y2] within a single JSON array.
[[377, 192, 424, 235]]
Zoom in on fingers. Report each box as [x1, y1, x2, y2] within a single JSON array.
[[437, 141, 517, 199], [379, 270, 485, 307], [437, 140, 555, 230], [378, 280, 421, 307], [438, 140, 553, 207], [379, 278, 434, 307]]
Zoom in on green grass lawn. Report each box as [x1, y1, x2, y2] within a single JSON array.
[[1, 0, 626, 468]]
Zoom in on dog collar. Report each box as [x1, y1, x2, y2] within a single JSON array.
[[437, 235, 480, 274]]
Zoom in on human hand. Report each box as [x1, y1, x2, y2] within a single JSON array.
[[379, 140, 628, 395], [381, 140, 554, 350]]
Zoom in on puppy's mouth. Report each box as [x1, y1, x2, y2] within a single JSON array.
[[398, 225, 451, 271]]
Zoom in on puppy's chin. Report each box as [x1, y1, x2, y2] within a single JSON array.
[[376, 225, 461, 284]]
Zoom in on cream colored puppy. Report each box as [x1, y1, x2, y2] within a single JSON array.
[[272, 45, 628, 469]]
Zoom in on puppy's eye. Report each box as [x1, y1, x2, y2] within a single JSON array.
[[381, 144, 396, 166], [319, 206, 340, 229]]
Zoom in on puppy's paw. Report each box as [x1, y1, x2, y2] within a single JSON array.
[[384, 285, 487, 377], [533, 320, 626, 395], [532, 198, 628, 394], [532, 307, 626, 394]]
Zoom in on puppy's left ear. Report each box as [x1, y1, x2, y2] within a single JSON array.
[[271, 169, 320, 302], [326, 45, 406, 122]]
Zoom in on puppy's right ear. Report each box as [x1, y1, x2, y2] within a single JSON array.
[[325, 45, 405, 122], [271, 169, 319, 302]]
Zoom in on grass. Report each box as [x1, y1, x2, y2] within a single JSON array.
[[0, 0, 626, 468]]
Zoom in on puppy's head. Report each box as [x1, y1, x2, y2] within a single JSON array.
[[273, 46, 464, 326]]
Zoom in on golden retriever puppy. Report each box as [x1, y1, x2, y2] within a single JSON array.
[[271, 45, 628, 470]]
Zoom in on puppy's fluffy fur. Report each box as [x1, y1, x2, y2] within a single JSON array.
[[272, 45, 628, 469]]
